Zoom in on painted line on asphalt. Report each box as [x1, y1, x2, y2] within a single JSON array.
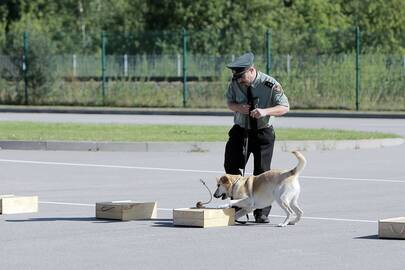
[[1, 158, 404, 183], [39, 201, 376, 223], [0, 159, 221, 174], [270, 214, 376, 223], [301, 175, 405, 183], [40, 201, 95, 207]]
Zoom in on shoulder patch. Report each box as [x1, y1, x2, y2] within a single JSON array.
[[272, 83, 283, 93], [264, 81, 274, 89]]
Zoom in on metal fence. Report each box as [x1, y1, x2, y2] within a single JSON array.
[[0, 29, 404, 110]]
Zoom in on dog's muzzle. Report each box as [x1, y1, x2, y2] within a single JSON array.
[[213, 193, 228, 200]]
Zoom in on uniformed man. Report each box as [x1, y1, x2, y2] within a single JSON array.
[[224, 52, 290, 223]]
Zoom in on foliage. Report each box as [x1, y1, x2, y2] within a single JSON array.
[[0, 31, 57, 103], [0, 0, 404, 54]]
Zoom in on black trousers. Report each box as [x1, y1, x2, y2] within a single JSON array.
[[224, 125, 275, 175], [224, 125, 275, 219]]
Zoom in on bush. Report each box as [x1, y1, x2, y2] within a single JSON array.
[[0, 33, 57, 104]]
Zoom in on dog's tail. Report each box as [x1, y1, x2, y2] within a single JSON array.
[[289, 151, 306, 175]]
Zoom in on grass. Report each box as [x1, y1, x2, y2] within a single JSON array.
[[0, 121, 400, 142]]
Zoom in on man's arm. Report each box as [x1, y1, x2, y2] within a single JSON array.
[[250, 104, 289, 118], [227, 101, 250, 114]]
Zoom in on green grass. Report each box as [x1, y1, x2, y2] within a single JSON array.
[[0, 121, 400, 142]]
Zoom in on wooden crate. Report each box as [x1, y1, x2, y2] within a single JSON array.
[[173, 208, 235, 228], [95, 201, 157, 221], [0, 195, 38, 214], [379, 217, 405, 239]]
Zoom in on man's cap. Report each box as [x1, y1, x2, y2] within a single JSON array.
[[226, 52, 254, 80]]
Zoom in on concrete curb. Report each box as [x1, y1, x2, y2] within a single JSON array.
[[1, 106, 405, 119], [0, 138, 403, 152]]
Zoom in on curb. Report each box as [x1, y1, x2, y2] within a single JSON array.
[[1, 106, 405, 119], [0, 138, 403, 152]]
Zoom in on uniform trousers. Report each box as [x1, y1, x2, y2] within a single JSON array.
[[224, 124, 275, 175], [224, 124, 275, 220]]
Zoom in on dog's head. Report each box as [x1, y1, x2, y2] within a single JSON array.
[[213, 174, 235, 200]]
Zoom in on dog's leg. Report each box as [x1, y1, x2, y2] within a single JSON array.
[[277, 199, 293, 227], [218, 197, 252, 210], [289, 197, 303, 225], [235, 208, 251, 220], [229, 197, 252, 209]]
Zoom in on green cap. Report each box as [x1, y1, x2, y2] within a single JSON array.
[[226, 52, 254, 80]]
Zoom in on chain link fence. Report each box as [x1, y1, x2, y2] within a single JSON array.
[[0, 29, 404, 110]]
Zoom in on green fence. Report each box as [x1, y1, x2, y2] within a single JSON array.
[[0, 29, 404, 110]]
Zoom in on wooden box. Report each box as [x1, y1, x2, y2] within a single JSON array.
[[0, 195, 38, 214], [96, 201, 157, 221], [379, 217, 405, 239], [173, 208, 235, 228]]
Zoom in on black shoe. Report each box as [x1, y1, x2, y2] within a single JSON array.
[[253, 206, 271, 223], [254, 215, 270, 223], [235, 219, 247, 224]]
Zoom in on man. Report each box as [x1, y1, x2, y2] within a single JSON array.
[[224, 52, 290, 223]]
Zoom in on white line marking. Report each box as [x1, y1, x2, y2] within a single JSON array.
[[0, 159, 221, 173], [301, 175, 405, 183], [1, 158, 404, 183], [40, 201, 173, 211], [40, 201, 94, 207], [39, 201, 376, 223], [270, 214, 376, 223]]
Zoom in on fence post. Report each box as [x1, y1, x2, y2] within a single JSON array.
[[23, 32, 29, 105], [177, 53, 181, 77], [182, 28, 188, 107], [72, 54, 77, 77], [124, 54, 128, 77], [355, 26, 360, 111], [266, 30, 272, 75], [101, 31, 107, 105]]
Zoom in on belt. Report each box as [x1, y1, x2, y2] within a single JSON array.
[[236, 124, 272, 130]]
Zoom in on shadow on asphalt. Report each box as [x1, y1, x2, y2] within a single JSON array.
[[151, 220, 175, 228], [354, 234, 379, 240], [6, 217, 99, 222], [355, 234, 405, 241], [6, 217, 175, 224]]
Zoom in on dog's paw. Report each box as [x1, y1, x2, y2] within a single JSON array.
[[277, 223, 287, 227], [218, 203, 230, 209]]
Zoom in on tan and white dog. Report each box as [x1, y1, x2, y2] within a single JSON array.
[[214, 151, 306, 227]]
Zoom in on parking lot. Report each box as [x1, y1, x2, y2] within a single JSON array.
[[1, 142, 405, 269]]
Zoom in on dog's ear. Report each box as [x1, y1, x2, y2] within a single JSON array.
[[219, 175, 231, 185]]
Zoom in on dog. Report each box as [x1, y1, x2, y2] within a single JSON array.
[[214, 151, 306, 227]]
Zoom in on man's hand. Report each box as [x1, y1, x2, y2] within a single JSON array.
[[238, 104, 250, 114], [250, 108, 267, 119]]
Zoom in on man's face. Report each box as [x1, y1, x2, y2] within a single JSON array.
[[237, 67, 255, 86]]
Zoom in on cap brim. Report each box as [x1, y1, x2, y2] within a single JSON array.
[[231, 69, 248, 80]]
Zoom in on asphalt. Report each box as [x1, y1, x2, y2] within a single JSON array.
[[1, 107, 405, 269], [1, 145, 405, 270]]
